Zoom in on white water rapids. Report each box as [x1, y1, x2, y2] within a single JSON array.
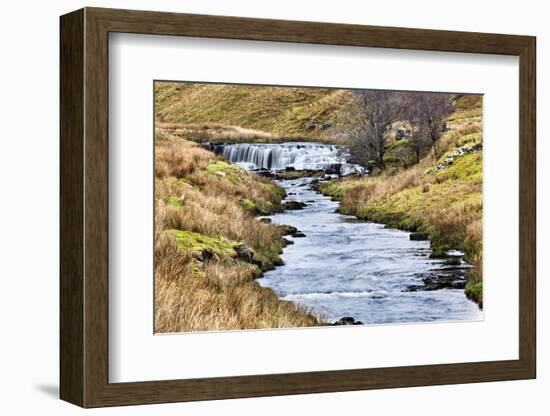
[[214, 142, 365, 175]]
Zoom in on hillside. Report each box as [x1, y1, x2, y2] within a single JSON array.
[[320, 95, 484, 305], [155, 81, 356, 143]]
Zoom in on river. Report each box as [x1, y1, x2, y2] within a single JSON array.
[[219, 142, 483, 325]]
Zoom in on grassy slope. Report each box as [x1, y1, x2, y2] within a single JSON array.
[[155, 82, 355, 143], [155, 130, 321, 332], [320, 95, 484, 305]]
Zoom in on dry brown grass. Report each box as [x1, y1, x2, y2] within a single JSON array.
[[154, 132, 322, 332], [154, 81, 355, 142], [156, 122, 281, 143], [155, 239, 319, 333]]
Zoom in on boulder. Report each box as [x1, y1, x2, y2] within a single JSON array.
[[395, 128, 406, 140], [429, 250, 448, 259], [256, 170, 275, 178], [405, 274, 466, 292], [333, 316, 364, 326], [234, 243, 255, 263], [325, 164, 342, 175], [279, 224, 298, 235], [192, 248, 215, 263], [410, 232, 429, 241], [292, 231, 306, 238], [273, 257, 285, 266], [445, 257, 462, 266], [283, 200, 307, 210]]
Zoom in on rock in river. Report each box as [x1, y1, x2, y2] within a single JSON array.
[[279, 224, 306, 238], [333, 316, 364, 326], [278, 224, 298, 235], [405, 274, 467, 292], [409, 232, 429, 241], [283, 200, 307, 210]]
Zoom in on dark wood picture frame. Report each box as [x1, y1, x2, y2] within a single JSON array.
[[60, 7, 536, 408]]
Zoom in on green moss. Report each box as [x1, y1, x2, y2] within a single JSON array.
[[383, 139, 418, 167], [465, 280, 483, 306], [207, 160, 245, 184], [446, 110, 481, 122], [320, 179, 363, 200], [254, 201, 281, 215], [455, 133, 481, 146], [240, 198, 259, 215], [353, 187, 428, 233], [176, 178, 194, 187], [168, 229, 237, 258], [386, 138, 409, 151], [166, 195, 183, 207], [261, 182, 286, 200], [206, 160, 230, 173], [241, 192, 283, 216], [436, 152, 482, 182]]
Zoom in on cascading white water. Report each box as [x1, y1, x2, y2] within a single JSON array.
[[219, 142, 365, 174]]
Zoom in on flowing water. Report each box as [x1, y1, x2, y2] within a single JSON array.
[[214, 142, 483, 325], [259, 177, 483, 325]]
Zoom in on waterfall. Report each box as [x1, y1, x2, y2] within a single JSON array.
[[212, 142, 365, 174]]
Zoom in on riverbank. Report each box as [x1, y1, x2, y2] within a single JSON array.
[[319, 96, 483, 306], [155, 130, 322, 332]]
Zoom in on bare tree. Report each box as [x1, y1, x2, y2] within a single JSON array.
[[408, 121, 432, 164], [344, 90, 405, 170], [337, 90, 453, 171], [405, 92, 453, 158]]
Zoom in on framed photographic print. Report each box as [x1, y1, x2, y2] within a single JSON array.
[[60, 7, 536, 408]]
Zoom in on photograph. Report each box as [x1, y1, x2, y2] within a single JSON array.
[[154, 81, 484, 333]]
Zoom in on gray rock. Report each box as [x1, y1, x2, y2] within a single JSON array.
[[444, 257, 462, 266], [410, 232, 429, 241], [333, 316, 364, 326], [283, 200, 307, 210], [279, 224, 298, 235], [405, 274, 466, 292], [234, 243, 255, 263]]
